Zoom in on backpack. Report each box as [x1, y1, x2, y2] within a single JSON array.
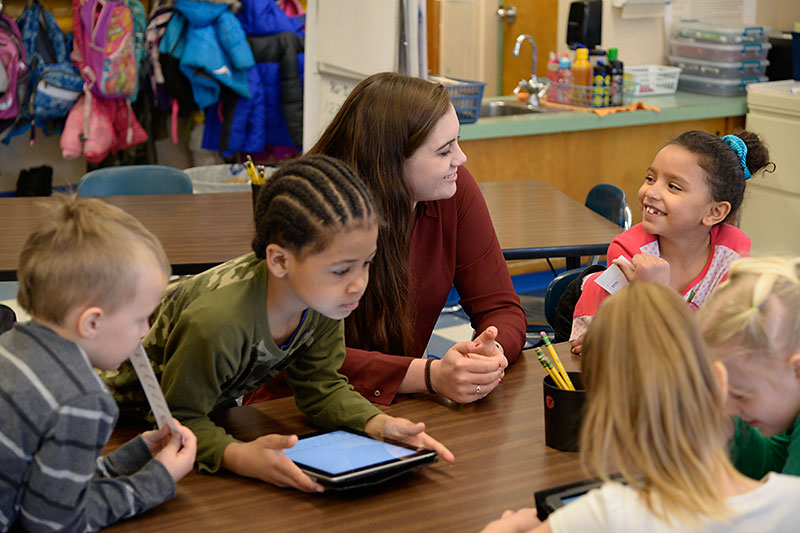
[[0, 14, 27, 122], [61, 92, 147, 163], [77, 0, 138, 100], [553, 264, 606, 342], [9, 1, 82, 141], [144, 0, 176, 110]]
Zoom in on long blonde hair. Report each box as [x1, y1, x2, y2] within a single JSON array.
[[581, 282, 735, 526], [699, 257, 800, 366]]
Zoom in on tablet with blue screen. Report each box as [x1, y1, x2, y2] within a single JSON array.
[[534, 476, 624, 520], [284, 429, 438, 489], [534, 479, 602, 521]]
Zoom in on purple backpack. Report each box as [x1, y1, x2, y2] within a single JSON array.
[[78, 0, 138, 99], [0, 14, 28, 120]]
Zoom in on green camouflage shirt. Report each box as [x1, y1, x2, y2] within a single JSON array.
[[105, 253, 382, 473]]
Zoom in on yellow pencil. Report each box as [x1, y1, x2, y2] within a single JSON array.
[[243, 160, 257, 183], [245, 155, 263, 184], [540, 331, 575, 391], [543, 355, 568, 390], [534, 348, 558, 384], [536, 347, 567, 389]]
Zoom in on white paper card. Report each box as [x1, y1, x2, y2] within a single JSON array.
[[129, 344, 179, 434], [594, 256, 633, 295]]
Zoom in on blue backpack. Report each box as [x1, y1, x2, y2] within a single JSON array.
[[8, 0, 83, 141]]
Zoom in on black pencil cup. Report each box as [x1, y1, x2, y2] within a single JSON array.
[[251, 183, 262, 213], [543, 372, 585, 452]]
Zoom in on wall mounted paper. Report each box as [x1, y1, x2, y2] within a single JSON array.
[[317, 0, 398, 77]]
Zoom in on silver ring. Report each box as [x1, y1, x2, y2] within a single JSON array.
[[475, 384, 481, 394]]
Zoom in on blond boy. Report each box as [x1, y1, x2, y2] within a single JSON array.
[[0, 196, 195, 532]]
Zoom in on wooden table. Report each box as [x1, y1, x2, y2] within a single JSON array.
[[478, 180, 622, 266], [0, 182, 621, 281], [0, 194, 255, 281], [104, 344, 583, 533]]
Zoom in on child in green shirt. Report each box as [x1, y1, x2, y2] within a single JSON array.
[[106, 154, 454, 492], [700, 256, 800, 478]]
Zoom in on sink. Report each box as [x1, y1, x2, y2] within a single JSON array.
[[479, 100, 546, 118]]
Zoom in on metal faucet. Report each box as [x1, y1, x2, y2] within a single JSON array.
[[512, 34, 547, 107]]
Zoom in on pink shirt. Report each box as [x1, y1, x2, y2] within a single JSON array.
[[571, 223, 751, 340]]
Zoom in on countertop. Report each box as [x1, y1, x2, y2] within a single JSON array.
[[459, 91, 747, 141]]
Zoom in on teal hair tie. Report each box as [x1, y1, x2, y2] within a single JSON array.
[[722, 134, 752, 180]]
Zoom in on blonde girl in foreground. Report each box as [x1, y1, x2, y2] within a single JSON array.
[[700, 257, 800, 479], [482, 282, 800, 532]]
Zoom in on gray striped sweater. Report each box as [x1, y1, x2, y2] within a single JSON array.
[[0, 322, 175, 532]]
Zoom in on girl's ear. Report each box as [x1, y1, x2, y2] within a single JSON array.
[[76, 306, 103, 340], [702, 200, 731, 227], [712, 361, 729, 403], [265, 244, 290, 278], [789, 353, 800, 385]]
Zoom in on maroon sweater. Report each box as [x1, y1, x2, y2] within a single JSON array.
[[245, 166, 526, 405], [338, 167, 525, 404]]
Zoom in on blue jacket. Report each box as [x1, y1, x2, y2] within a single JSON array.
[[160, 0, 254, 111], [203, 0, 304, 154]]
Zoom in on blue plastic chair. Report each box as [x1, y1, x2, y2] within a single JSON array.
[[585, 183, 632, 230], [585, 183, 632, 264], [77, 165, 193, 196], [544, 267, 585, 330]]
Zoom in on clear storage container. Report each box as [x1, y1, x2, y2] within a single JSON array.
[[668, 56, 769, 79], [623, 65, 681, 95], [672, 22, 770, 45], [677, 73, 767, 96], [670, 39, 772, 62]]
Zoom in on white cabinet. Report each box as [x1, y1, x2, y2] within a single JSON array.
[[740, 80, 800, 256]]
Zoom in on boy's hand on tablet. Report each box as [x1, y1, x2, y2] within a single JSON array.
[[365, 414, 455, 464], [152, 420, 197, 482], [223, 435, 325, 493]]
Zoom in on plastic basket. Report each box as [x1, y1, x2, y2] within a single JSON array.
[[544, 78, 637, 108], [184, 163, 252, 193], [430, 76, 486, 124], [624, 65, 681, 96]]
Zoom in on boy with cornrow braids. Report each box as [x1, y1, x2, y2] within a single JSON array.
[[103, 154, 454, 492]]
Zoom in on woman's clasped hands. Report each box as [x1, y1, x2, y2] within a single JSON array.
[[429, 326, 508, 403]]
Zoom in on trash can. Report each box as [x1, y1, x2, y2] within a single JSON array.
[[184, 164, 252, 193]]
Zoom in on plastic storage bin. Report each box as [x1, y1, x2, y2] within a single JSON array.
[[624, 65, 681, 95], [669, 56, 769, 78], [670, 39, 772, 62], [429, 76, 486, 124], [672, 22, 770, 45], [184, 163, 252, 193], [677, 73, 767, 96]]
